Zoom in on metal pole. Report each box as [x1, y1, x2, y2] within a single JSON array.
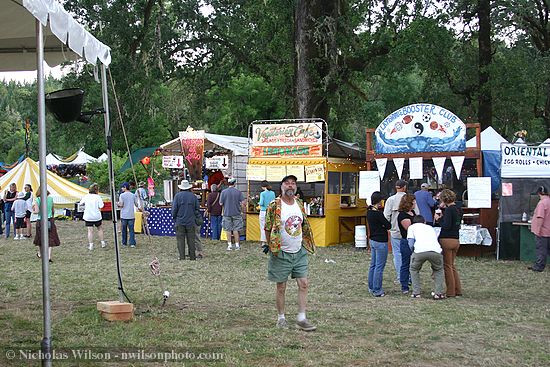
[[36, 20, 52, 367], [100, 64, 125, 303]]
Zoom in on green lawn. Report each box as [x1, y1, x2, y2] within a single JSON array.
[[1, 220, 549, 366]]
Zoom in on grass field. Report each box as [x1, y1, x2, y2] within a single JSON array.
[[1, 220, 549, 366]]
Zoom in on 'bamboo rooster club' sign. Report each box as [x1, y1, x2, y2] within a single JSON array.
[[179, 130, 205, 181], [251, 123, 323, 157]]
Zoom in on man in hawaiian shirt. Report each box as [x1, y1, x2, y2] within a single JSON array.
[[264, 175, 316, 331]]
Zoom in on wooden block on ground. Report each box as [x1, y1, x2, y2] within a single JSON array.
[[97, 301, 134, 321]]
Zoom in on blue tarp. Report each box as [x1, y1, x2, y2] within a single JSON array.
[[482, 150, 501, 193]]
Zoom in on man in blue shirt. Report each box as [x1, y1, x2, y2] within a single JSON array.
[[117, 182, 137, 248], [220, 178, 245, 251], [172, 180, 200, 260], [414, 183, 437, 225]]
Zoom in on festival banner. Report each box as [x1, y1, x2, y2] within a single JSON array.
[[432, 157, 446, 184], [249, 145, 322, 157], [394, 158, 405, 179], [266, 166, 287, 181], [501, 143, 550, 178], [252, 123, 322, 146], [375, 158, 388, 180], [162, 155, 185, 169], [375, 103, 466, 154], [179, 130, 205, 181], [450, 156, 465, 179], [286, 165, 305, 182], [246, 165, 266, 181], [305, 164, 325, 182]]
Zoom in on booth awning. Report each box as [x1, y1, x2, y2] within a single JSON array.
[[0, 0, 111, 71]]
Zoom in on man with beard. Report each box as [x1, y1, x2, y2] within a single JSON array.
[[264, 175, 316, 331]]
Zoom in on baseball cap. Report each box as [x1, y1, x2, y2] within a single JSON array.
[[17, 192, 25, 199], [281, 175, 298, 184], [420, 183, 430, 189], [532, 185, 549, 195], [395, 179, 407, 188], [120, 182, 130, 189], [228, 178, 237, 185]]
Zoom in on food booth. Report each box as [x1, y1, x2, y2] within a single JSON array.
[[148, 130, 249, 237], [364, 103, 497, 257], [499, 140, 550, 261], [246, 119, 367, 246]]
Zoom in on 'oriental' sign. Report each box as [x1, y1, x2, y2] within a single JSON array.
[[249, 145, 322, 157], [179, 130, 205, 181], [252, 123, 322, 146]]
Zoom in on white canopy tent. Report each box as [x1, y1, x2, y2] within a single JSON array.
[[45, 149, 98, 165], [1, 1, 119, 363]]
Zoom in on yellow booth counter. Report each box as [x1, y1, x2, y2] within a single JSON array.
[[246, 156, 367, 247]]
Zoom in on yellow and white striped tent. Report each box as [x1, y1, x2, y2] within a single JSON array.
[[0, 158, 95, 206]]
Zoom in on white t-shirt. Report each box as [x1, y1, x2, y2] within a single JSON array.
[[280, 200, 303, 254], [407, 223, 442, 254], [81, 193, 105, 222]]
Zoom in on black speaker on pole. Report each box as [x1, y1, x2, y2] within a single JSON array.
[[45, 88, 85, 123]]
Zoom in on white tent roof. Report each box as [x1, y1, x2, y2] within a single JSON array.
[[45, 150, 97, 165], [97, 153, 108, 162], [0, 157, 105, 205], [0, 0, 111, 71], [160, 133, 250, 156], [466, 126, 508, 151]]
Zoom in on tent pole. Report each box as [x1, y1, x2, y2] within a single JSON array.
[[36, 20, 52, 367], [100, 64, 126, 303]]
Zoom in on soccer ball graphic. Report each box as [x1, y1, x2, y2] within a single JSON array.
[[422, 113, 431, 123]]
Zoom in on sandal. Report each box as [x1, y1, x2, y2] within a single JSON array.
[[432, 294, 446, 300], [411, 294, 421, 298]]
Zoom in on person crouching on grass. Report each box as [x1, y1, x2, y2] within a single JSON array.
[[264, 175, 316, 331], [407, 215, 445, 300], [12, 192, 27, 240]]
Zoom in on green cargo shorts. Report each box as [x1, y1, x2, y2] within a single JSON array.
[[268, 246, 308, 282]]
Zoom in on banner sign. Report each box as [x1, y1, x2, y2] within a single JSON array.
[[501, 143, 550, 178], [359, 171, 380, 203], [205, 155, 229, 170], [252, 123, 322, 146], [266, 166, 287, 181], [249, 145, 322, 157], [375, 103, 466, 154], [179, 130, 205, 181], [305, 164, 325, 182], [162, 155, 185, 169]]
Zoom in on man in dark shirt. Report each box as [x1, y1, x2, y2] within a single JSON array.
[[171, 180, 200, 260]]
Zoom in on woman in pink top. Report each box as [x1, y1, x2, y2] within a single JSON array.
[[528, 186, 550, 272]]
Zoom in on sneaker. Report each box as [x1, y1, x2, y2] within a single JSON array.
[[276, 318, 289, 329], [101, 242, 107, 248], [226, 245, 232, 251], [235, 245, 240, 251], [296, 319, 316, 332], [88, 243, 94, 250], [374, 293, 386, 297], [527, 266, 543, 272], [130, 244, 136, 248], [14, 236, 19, 240]]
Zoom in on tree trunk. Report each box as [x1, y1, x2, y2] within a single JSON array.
[[477, 0, 492, 130], [293, 0, 331, 121]]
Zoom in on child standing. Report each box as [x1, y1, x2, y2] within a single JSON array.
[[12, 192, 27, 240]]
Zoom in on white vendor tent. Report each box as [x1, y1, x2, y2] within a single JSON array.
[[466, 126, 508, 150]]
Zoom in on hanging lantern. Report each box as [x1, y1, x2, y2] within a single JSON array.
[[141, 156, 151, 165]]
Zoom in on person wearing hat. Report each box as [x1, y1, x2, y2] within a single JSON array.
[[528, 185, 550, 272], [80, 183, 106, 250], [117, 182, 137, 248], [12, 191, 28, 240], [414, 183, 437, 225], [258, 181, 276, 247], [220, 178, 245, 250], [136, 181, 149, 211], [383, 179, 409, 284], [264, 175, 316, 331], [171, 180, 200, 260]]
